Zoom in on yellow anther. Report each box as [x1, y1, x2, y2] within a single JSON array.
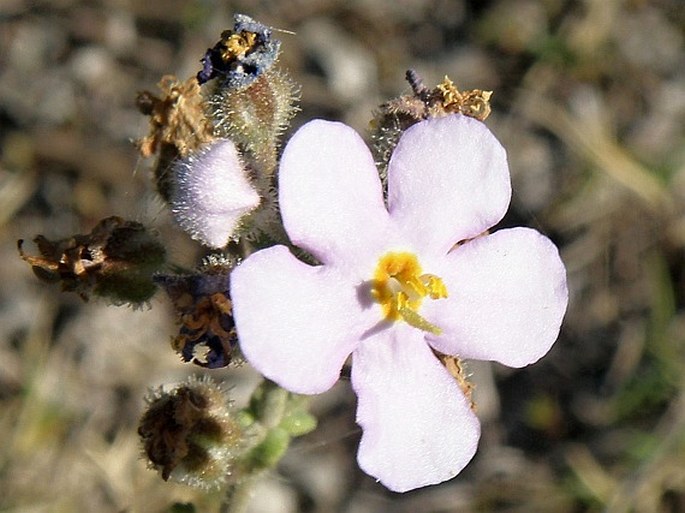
[[396, 291, 409, 312], [221, 31, 258, 62], [403, 275, 426, 299], [422, 274, 448, 299], [370, 252, 448, 333]]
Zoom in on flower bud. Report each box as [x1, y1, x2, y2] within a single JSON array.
[[210, 69, 299, 174], [199, 15, 300, 175], [138, 376, 243, 489], [169, 138, 261, 248]]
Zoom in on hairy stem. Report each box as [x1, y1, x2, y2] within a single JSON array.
[[218, 379, 290, 513]]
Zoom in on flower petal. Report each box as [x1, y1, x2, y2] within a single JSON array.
[[426, 227, 568, 367], [170, 139, 260, 248], [231, 245, 374, 394], [387, 115, 511, 254], [352, 325, 480, 492], [279, 120, 390, 266]]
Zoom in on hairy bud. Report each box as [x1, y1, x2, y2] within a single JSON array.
[[138, 376, 243, 489], [168, 138, 261, 248], [200, 15, 300, 175]]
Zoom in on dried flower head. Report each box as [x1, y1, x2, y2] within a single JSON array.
[[197, 14, 281, 89], [371, 70, 493, 178], [136, 75, 214, 159], [154, 256, 239, 368], [18, 216, 166, 305], [435, 76, 492, 120], [136, 75, 215, 201], [138, 376, 243, 489]]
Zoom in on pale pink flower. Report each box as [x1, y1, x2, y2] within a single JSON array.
[[230, 114, 568, 492]]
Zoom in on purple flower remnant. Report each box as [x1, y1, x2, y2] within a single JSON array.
[[197, 14, 281, 88], [155, 262, 238, 369], [230, 114, 568, 492]]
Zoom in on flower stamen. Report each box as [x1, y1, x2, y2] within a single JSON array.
[[370, 252, 447, 335], [221, 31, 258, 62]]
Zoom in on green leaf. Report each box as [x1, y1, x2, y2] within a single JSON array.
[[245, 427, 290, 471], [280, 409, 317, 437]]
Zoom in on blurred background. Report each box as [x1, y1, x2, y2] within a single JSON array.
[[1, 0, 684, 512]]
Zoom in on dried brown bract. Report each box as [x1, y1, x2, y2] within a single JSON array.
[[136, 75, 214, 159], [435, 76, 492, 121], [435, 351, 476, 412]]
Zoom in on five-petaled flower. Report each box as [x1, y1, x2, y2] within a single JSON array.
[[230, 114, 568, 492]]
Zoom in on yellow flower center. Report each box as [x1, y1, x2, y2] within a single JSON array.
[[370, 252, 448, 335]]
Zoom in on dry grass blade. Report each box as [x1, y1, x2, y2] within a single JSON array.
[[520, 92, 674, 215]]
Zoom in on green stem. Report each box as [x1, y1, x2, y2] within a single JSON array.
[[220, 473, 262, 513], [218, 379, 290, 513], [259, 380, 289, 429]]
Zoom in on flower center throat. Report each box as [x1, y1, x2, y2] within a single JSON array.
[[370, 252, 447, 335]]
